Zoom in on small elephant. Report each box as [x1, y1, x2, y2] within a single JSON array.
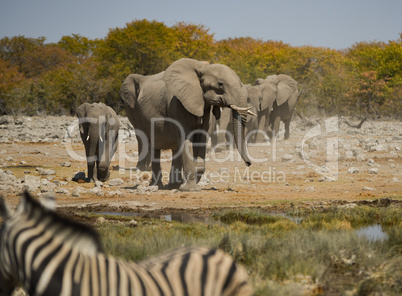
[[76, 102, 120, 182], [120, 58, 253, 191], [247, 74, 299, 141]]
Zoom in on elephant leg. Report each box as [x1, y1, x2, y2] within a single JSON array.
[[284, 119, 290, 140], [257, 111, 268, 142], [273, 116, 281, 138], [84, 139, 97, 182], [87, 161, 96, 182], [136, 136, 151, 171], [150, 149, 163, 188], [193, 132, 207, 183], [180, 139, 201, 192], [167, 150, 183, 189]]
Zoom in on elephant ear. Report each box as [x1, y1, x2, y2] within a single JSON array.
[[276, 74, 298, 106], [163, 58, 207, 117], [120, 74, 143, 109], [255, 78, 267, 86], [76, 103, 91, 134], [260, 84, 276, 111]]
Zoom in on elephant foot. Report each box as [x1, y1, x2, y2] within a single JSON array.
[[165, 182, 182, 190], [136, 164, 151, 171], [179, 182, 201, 192], [150, 179, 164, 189]]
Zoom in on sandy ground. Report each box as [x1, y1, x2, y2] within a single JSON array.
[[0, 116, 401, 215]]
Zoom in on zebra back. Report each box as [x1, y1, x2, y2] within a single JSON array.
[[0, 192, 252, 296]]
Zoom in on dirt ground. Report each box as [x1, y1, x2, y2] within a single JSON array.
[[0, 116, 401, 215]]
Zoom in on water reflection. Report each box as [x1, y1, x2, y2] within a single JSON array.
[[97, 212, 221, 225], [356, 225, 388, 241]]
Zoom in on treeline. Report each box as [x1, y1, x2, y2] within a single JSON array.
[[0, 19, 401, 118]]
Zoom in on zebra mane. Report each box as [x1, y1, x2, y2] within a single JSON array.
[[19, 191, 103, 253]]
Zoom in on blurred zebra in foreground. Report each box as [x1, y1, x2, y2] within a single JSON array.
[[0, 191, 252, 296]]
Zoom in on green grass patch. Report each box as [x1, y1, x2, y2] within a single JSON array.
[[94, 205, 402, 296]]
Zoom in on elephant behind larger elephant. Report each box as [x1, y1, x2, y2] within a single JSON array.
[[120, 58, 254, 192]]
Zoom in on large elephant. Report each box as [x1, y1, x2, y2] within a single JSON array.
[[76, 102, 120, 182], [247, 74, 299, 141], [120, 58, 253, 191]]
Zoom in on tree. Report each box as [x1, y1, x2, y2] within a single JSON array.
[[58, 34, 99, 63], [171, 22, 215, 61], [0, 36, 46, 74]]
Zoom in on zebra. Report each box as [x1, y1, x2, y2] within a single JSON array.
[[0, 191, 252, 296]]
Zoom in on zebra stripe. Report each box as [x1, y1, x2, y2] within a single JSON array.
[[0, 192, 252, 296]]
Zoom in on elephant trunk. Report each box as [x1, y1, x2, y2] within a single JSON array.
[[232, 110, 252, 166], [96, 122, 112, 182], [86, 128, 99, 182]]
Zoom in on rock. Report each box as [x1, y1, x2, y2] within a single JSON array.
[[304, 186, 315, 192], [368, 168, 379, 174], [107, 190, 123, 197], [72, 172, 86, 182], [96, 190, 104, 196], [345, 150, 354, 159], [55, 188, 68, 194], [95, 180, 104, 188], [129, 220, 138, 227], [338, 203, 357, 209], [282, 154, 294, 162], [363, 186, 375, 191], [96, 217, 106, 224], [147, 185, 159, 192], [40, 179, 57, 192], [22, 175, 40, 192], [60, 162, 71, 167], [53, 180, 67, 186], [356, 153, 366, 161], [71, 188, 82, 197], [0, 169, 17, 185], [89, 187, 101, 194], [371, 144, 387, 152], [367, 159, 375, 166], [108, 178, 124, 186], [348, 167, 359, 174], [36, 167, 56, 175]]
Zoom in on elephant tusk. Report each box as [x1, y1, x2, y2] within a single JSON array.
[[86, 135, 90, 141], [229, 104, 252, 112], [100, 136, 103, 142], [247, 109, 257, 117]]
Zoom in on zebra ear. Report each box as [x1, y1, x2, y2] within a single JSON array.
[[39, 193, 57, 211], [0, 197, 11, 219]]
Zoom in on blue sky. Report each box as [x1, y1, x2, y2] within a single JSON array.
[[0, 0, 401, 49]]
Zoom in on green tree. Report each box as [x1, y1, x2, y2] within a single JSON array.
[[96, 19, 176, 77], [171, 22, 215, 61], [58, 34, 99, 62]]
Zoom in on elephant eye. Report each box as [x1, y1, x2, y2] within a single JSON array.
[[218, 82, 224, 89]]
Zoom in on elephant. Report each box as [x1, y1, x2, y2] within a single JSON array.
[[76, 102, 120, 182], [120, 58, 253, 191], [246, 74, 299, 141]]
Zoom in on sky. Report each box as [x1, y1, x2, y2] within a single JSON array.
[[0, 0, 401, 49]]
